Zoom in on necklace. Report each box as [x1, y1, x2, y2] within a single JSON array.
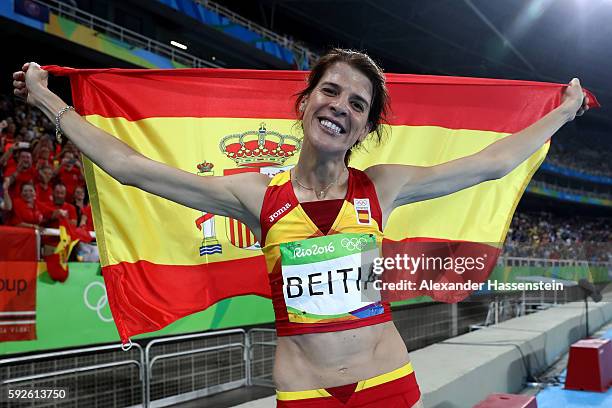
[[292, 167, 347, 199]]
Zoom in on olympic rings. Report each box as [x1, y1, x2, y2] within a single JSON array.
[[83, 281, 114, 323], [340, 236, 371, 251]]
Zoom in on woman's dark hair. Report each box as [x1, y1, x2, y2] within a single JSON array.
[[294, 48, 390, 164]]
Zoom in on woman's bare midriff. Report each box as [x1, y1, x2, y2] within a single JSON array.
[[273, 321, 410, 391]]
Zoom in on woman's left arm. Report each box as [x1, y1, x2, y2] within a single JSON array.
[[367, 78, 590, 213]]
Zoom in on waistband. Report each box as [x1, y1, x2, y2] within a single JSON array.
[[276, 362, 414, 401]]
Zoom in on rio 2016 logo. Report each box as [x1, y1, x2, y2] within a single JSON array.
[[293, 242, 335, 258], [83, 282, 114, 323]]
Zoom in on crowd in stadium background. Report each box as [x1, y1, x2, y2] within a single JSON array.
[[0, 95, 96, 261]]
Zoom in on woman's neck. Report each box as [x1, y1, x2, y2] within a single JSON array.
[[294, 146, 347, 187], [292, 145, 348, 200]]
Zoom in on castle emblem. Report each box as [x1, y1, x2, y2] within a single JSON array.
[[195, 161, 223, 256]]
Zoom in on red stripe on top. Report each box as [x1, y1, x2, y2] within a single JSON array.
[[43, 65, 599, 134]]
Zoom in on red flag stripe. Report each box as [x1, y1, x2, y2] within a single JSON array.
[[43, 66, 599, 134], [101, 257, 270, 340]]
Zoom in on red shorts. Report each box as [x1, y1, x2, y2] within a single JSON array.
[[276, 362, 421, 407]]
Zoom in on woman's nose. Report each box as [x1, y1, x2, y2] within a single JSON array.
[[330, 99, 348, 116]]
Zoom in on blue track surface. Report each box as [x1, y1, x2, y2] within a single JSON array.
[[536, 329, 612, 407]]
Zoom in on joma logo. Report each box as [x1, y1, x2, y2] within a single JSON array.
[[269, 203, 291, 222]]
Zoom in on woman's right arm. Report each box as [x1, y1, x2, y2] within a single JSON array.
[[13, 63, 268, 221]]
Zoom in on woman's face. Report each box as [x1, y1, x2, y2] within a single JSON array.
[[39, 167, 53, 183], [74, 187, 85, 200], [38, 146, 50, 159], [301, 62, 373, 157], [21, 185, 35, 203]]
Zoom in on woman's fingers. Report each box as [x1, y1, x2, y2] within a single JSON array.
[[13, 71, 25, 80], [14, 88, 27, 98]]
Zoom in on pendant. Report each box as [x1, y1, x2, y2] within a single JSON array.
[[317, 191, 325, 199]]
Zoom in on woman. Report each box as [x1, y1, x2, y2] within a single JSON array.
[[35, 163, 54, 206], [72, 184, 98, 262], [72, 184, 88, 227], [6, 181, 44, 230], [13, 50, 588, 407]]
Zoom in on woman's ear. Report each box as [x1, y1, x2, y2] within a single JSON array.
[[358, 122, 373, 142], [299, 96, 308, 112]]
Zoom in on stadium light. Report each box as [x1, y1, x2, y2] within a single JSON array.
[[170, 40, 187, 50]]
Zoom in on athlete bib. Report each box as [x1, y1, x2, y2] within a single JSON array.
[[279, 233, 383, 324]]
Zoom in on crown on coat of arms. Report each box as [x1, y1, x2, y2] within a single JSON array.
[[219, 123, 302, 167], [196, 161, 214, 173]]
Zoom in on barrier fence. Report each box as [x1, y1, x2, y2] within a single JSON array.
[[0, 343, 145, 407], [3, 279, 603, 407], [144, 329, 248, 407]]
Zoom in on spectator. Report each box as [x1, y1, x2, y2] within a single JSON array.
[[0, 177, 12, 217], [35, 164, 54, 206], [42, 183, 77, 228], [1, 121, 16, 152], [40, 183, 78, 253], [55, 151, 85, 202], [72, 185, 98, 262], [33, 138, 54, 168], [4, 149, 36, 198], [5, 181, 44, 230], [72, 185, 91, 229]]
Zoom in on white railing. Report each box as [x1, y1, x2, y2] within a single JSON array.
[[500, 256, 611, 268], [32, 0, 220, 68], [200, 0, 319, 68]]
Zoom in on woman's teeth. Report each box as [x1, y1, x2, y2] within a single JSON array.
[[320, 119, 342, 134]]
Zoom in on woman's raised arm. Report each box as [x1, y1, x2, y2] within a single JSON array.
[[12, 63, 268, 223], [367, 78, 590, 219]]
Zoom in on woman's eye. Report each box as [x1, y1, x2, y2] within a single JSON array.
[[352, 102, 364, 111], [322, 88, 336, 95]]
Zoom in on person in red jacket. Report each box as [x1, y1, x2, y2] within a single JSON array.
[[4, 149, 36, 199], [55, 151, 85, 202], [6, 181, 44, 230], [41, 183, 77, 229], [35, 164, 54, 206]]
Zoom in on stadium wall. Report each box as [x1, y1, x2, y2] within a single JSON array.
[[1, 1, 188, 68]]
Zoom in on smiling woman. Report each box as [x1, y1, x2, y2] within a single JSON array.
[[13, 45, 588, 407], [294, 48, 389, 167]]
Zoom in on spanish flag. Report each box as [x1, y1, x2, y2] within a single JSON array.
[[44, 66, 597, 342], [44, 218, 93, 282]]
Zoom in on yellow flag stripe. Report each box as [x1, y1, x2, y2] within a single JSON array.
[[84, 116, 544, 266]]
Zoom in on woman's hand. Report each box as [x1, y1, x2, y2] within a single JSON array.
[[12, 62, 49, 107], [560, 78, 590, 122]]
